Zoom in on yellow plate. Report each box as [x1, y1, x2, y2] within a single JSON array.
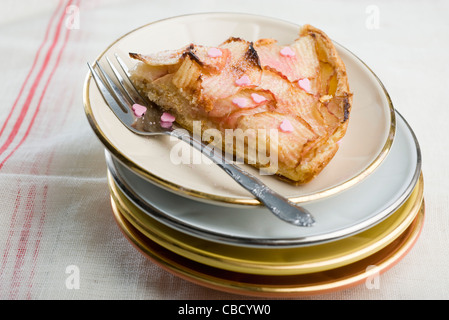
[[108, 171, 424, 276], [111, 198, 425, 298]]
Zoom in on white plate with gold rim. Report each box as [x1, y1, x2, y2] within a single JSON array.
[[105, 111, 421, 247], [84, 12, 395, 207]]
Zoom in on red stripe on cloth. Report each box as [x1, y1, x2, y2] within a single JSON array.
[[26, 183, 49, 300], [0, 0, 75, 298], [9, 185, 37, 300], [0, 187, 22, 295], [14, 0, 82, 297], [22, 76, 79, 298], [16, 0, 81, 299], [0, 0, 73, 161], [23, 68, 81, 298], [0, 15, 75, 170], [0, 0, 63, 139]]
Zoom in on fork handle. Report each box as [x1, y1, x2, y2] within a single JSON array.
[[170, 129, 315, 227]]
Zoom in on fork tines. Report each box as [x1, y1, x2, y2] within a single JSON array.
[[88, 54, 148, 113]]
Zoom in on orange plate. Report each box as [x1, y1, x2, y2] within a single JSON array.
[[110, 198, 425, 298]]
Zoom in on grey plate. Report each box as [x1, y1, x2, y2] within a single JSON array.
[[105, 111, 421, 248]]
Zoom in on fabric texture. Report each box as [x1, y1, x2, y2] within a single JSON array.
[[0, 0, 447, 300]]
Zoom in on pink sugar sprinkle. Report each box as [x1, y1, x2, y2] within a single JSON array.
[[251, 93, 267, 104], [235, 75, 251, 86], [280, 119, 294, 132], [298, 78, 312, 93], [232, 97, 250, 108], [280, 46, 296, 57], [207, 47, 222, 58], [160, 121, 173, 129], [160, 112, 175, 123], [132, 103, 147, 118]]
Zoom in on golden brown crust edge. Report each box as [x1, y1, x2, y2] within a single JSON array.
[[287, 25, 352, 183], [300, 24, 351, 97]]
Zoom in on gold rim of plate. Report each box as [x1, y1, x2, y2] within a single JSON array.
[[108, 170, 424, 276], [111, 195, 425, 298], [83, 12, 396, 206]]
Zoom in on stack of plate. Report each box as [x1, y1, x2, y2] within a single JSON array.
[[83, 13, 424, 297]]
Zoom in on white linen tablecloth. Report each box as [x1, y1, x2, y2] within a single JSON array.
[[0, 0, 447, 300]]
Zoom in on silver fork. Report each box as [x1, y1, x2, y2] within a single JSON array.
[[87, 54, 315, 227]]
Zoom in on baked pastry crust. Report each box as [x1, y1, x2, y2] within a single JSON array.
[[129, 24, 352, 183]]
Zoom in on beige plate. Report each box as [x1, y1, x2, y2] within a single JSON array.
[[109, 172, 423, 275], [111, 197, 425, 298], [84, 13, 395, 206]]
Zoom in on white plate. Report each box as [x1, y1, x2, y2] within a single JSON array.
[[84, 13, 395, 207], [106, 111, 421, 248]]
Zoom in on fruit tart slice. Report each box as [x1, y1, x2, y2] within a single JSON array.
[[128, 24, 352, 183]]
